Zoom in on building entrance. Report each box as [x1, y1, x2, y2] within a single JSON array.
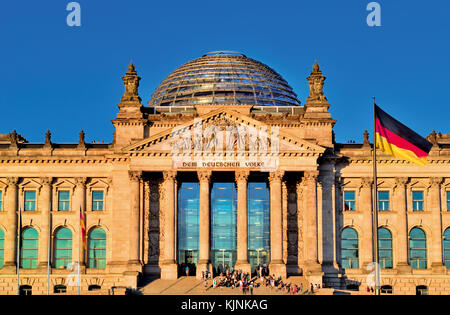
[[210, 181, 237, 276]]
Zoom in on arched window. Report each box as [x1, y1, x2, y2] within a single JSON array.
[[381, 285, 393, 294], [88, 228, 106, 269], [409, 228, 427, 269], [378, 228, 393, 269], [341, 227, 359, 269], [88, 285, 101, 291], [443, 228, 450, 269], [19, 285, 32, 296], [416, 285, 428, 295], [0, 228, 4, 269], [54, 228, 72, 269], [21, 227, 38, 269], [54, 285, 67, 294]]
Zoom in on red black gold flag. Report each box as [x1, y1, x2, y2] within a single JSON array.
[[375, 105, 432, 166], [80, 207, 86, 251]]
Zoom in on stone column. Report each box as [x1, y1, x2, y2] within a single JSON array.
[[360, 177, 374, 269], [430, 177, 445, 272], [75, 177, 87, 267], [4, 177, 19, 271], [394, 177, 411, 273], [38, 177, 52, 269], [235, 170, 251, 274], [302, 171, 322, 278], [269, 170, 286, 278], [128, 171, 142, 270], [197, 170, 212, 278], [161, 171, 178, 279]]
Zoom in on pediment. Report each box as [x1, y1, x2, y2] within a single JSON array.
[[123, 108, 325, 157]]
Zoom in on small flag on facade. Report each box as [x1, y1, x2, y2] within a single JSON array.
[[375, 105, 433, 166], [80, 207, 86, 251]]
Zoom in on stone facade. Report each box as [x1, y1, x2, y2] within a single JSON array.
[[0, 56, 449, 295]]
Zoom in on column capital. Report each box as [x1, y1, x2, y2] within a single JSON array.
[[39, 177, 53, 187], [235, 170, 250, 183], [360, 177, 373, 188], [163, 171, 177, 182], [129, 171, 143, 182], [269, 170, 285, 183], [6, 177, 19, 187], [394, 177, 409, 188], [304, 170, 319, 182], [429, 177, 443, 188], [197, 170, 212, 183], [75, 177, 88, 188]]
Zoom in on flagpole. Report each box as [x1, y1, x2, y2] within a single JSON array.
[[16, 205, 21, 296], [47, 200, 52, 295], [372, 97, 380, 295]]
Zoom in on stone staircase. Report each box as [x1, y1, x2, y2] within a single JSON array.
[[138, 275, 319, 295]]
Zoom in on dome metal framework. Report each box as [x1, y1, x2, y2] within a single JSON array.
[[148, 51, 301, 108]]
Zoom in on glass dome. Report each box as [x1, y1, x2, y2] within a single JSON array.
[[148, 51, 301, 107]]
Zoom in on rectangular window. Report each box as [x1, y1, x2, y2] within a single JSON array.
[[58, 191, 70, 211], [412, 191, 424, 211], [92, 191, 104, 211], [0, 190, 2, 211], [447, 192, 450, 212], [344, 191, 356, 211], [378, 191, 390, 211], [24, 191, 36, 211]]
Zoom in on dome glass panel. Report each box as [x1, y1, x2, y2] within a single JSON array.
[[148, 51, 301, 107]]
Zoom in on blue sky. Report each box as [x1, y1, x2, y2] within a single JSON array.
[[0, 0, 449, 144]]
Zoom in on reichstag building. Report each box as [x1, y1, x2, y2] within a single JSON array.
[[0, 51, 449, 295]]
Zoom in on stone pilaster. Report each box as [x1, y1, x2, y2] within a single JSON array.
[[75, 177, 87, 267], [302, 171, 323, 278], [360, 177, 374, 269], [269, 170, 286, 278], [394, 177, 411, 273], [235, 170, 251, 274], [4, 177, 19, 271], [429, 177, 445, 273], [38, 177, 52, 269], [128, 171, 142, 271], [160, 171, 178, 279], [197, 170, 212, 278]]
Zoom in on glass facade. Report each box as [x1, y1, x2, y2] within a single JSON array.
[[24, 191, 36, 211], [92, 191, 104, 211], [341, 227, 359, 269], [378, 227, 393, 269], [447, 191, 450, 211], [177, 182, 200, 269], [444, 228, 450, 269], [210, 182, 237, 274], [247, 182, 270, 272], [409, 228, 427, 269], [54, 228, 72, 269], [344, 191, 356, 211], [88, 228, 106, 269], [58, 191, 70, 211], [21, 228, 38, 269], [378, 191, 390, 211], [412, 191, 424, 211]]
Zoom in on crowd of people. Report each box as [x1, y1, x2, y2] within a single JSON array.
[[200, 264, 320, 295]]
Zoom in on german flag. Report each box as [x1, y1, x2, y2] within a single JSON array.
[[80, 207, 86, 251], [375, 105, 432, 166]]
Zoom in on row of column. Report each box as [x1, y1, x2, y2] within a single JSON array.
[[2, 177, 87, 270], [159, 170, 321, 279]]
